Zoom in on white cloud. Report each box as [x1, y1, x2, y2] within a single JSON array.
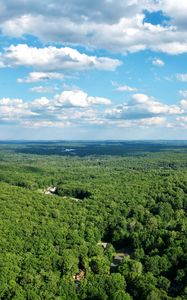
[[0, 90, 186, 130], [152, 58, 165, 67], [179, 90, 187, 98], [158, 0, 187, 29], [111, 117, 168, 128], [54, 90, 112, 108], [139, 117, 167, 126], [18, 72, 65, 83], [0, 1, 156, 30], [106, 93, 183, 120], [131, 94, 182, 115], [176, 116, 187, 129], [112, 81, 137, 92], [152, 42, 187, 55], [0, 90, 112, 127], [177, 116, 187, 122], [1, 2, 187, 54], [69, 109, 97, 120], [30, 86, 58, 93], [180, 99, 187, 111], [176, 73, 187, 82], [22, 120, 71, 128], [31, 97, 50, 108], [0, 97, 37, 120], [0, 44, 121, 71]]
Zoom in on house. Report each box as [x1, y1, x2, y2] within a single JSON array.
[[73, 270, 85, 281]]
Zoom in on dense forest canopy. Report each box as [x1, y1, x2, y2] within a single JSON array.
[[0, 141, 187, 299]]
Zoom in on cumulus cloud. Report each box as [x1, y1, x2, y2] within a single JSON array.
[[0, 89, 112, 124], [0, 44, 121, 71], [180, 100, 187, 111], [0, 1, 187, 54], [54, 90, 112, 108], [0, 97, 37, 121], [158, 0, 187, 29], [0, 90, 186, 129], [152, 58, 165, 67], [106, 93, 183, 120], [18, 72, 65, 83], [152, 42, 187, 55], [0, 0, 156, 29]]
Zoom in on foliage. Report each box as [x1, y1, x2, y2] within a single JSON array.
[[0, 141, 187, 299]]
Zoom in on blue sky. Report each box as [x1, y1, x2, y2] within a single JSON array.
[[0, 0, 187, 140]]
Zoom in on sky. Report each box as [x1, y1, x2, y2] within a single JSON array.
[[0, 0, 187, 140]]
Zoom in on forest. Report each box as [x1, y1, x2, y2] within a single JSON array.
[[0, 141, 187, 300]]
